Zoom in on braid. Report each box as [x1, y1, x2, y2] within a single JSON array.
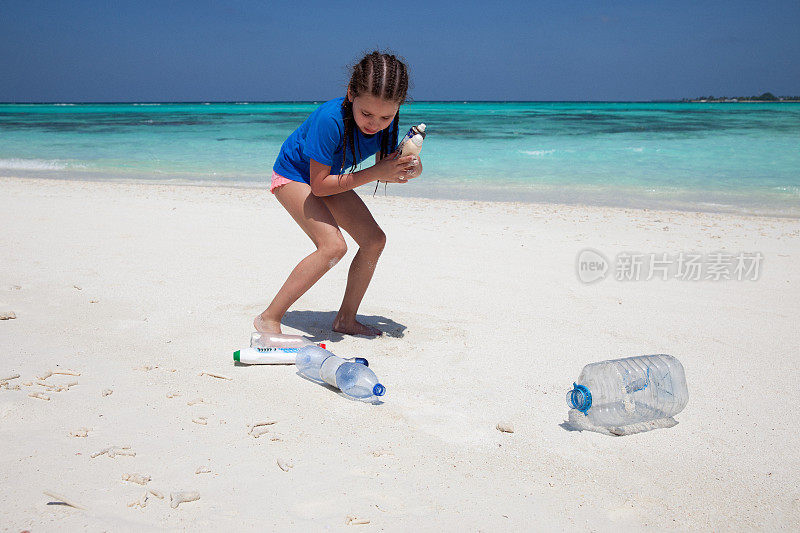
[[380, 112, 399, 160], [385, 55, 397, 100], [338, 50, 410, 177], [380, 117, 389, 159], [339, 99, 353, 182], [374, 53, 386, 98]]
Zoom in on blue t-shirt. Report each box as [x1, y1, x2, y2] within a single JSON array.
[[273, 97, 398, 184]]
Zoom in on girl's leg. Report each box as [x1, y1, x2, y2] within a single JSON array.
[[320, 190, 386, 336], [255, 181, 347, 334]]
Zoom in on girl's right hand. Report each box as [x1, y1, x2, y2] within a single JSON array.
[[373, 155, 418, 183]]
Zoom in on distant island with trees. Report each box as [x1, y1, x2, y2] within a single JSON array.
[[683, 92, 800, 103]]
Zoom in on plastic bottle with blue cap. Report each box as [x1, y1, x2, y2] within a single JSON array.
[[567, 354, 689, 428], [295, 345, 385, 403]]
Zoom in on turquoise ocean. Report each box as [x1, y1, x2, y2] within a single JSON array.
[[1, 101, 798, 216]]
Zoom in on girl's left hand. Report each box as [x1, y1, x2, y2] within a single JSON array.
[[404, 155, 422, 179]]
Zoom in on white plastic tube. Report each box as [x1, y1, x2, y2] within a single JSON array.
[[234, 347, 297, 365]]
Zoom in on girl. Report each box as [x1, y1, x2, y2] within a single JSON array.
[[254, 51, 422, 337]]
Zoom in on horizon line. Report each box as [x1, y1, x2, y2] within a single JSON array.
[[2, 98, 799, 105], [0, 99, 780, 104]]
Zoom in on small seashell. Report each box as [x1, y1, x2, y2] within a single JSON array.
[[0, 311, 16, 320], [122, 473, 151, 485], [102, 388, 113, 397], [170, 491, 200, 508], [249, 425, 270, 438], [276, 458, 293, 472], [496, 421, 514, 433]]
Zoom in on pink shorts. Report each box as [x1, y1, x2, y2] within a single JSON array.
[[270, 171, 295, 194]]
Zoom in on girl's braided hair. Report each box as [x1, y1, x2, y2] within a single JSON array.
[[339, 51, 409, 177]]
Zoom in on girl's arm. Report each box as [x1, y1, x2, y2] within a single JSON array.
[[309, 156, 417, 197]]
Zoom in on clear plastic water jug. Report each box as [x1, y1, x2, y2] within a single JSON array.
[[567, 354, 688, 427]]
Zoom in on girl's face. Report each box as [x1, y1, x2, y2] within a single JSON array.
[[348, 91, 399, 136]]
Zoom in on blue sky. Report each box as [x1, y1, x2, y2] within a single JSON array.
[[1, 0, 798, 102]]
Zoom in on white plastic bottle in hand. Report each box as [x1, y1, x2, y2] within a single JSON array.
[[376, 124, 426, 193], [395, 123, 426, 158], [295, 345, 384, 402], [566, 354, 689, 428]]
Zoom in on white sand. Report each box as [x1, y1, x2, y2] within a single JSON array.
[[1, 176, 798, 531]]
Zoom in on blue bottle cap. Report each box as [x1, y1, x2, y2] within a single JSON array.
[[567, 383, 592, 413], [372, 383, 385, 397]]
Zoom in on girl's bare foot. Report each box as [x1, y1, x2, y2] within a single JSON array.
[[332, 316, 382, 337], [254, 314, 282, 334]]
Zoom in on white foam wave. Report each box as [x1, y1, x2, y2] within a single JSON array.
[[133, 103, 162, 106], [0, 158, 86, 170], [772, 186, 800, 196], [521, 149, 556, 157]]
